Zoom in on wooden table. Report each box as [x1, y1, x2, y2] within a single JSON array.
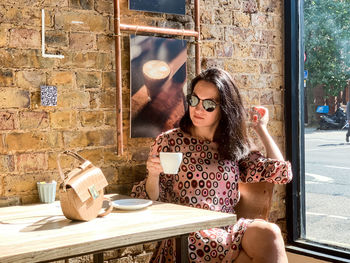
[[0, 194, 236, 263]]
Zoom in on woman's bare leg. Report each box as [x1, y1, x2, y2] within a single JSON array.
[[236, 219, 288, 263]]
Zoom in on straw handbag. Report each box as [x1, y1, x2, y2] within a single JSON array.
[[57, 151, 112, 221]]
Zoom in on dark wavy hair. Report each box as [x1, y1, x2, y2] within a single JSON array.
[[180, 68, 251, 160]]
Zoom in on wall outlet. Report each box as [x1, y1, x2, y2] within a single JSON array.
[[40, 85, 57, 106]]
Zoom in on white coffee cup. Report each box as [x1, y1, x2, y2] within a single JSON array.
[[159, 152, 183, 174]]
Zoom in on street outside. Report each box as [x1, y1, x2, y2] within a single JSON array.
[[304, 127, 350, 249]]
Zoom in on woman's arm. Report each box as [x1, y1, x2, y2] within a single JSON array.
[[250, 107, 284, 161], [145, 155, 163, 200]]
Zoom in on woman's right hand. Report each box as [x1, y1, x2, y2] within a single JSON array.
[[146, 154, 163, 200], [146, 154, 163, 178]]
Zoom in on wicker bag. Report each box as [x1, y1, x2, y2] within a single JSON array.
[[57, 151, 112, 221]]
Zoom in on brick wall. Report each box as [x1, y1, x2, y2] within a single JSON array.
[[0, 0, 287, 261]]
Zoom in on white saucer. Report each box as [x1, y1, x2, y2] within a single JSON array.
[[112, 199, 153, 211]]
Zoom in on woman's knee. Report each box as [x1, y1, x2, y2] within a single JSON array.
[[243, 220, 284, 247]]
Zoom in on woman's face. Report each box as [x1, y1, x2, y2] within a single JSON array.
[[189, 80, 221, 130]]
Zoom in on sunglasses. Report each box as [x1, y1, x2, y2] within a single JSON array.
[[187, 94, 219, 112]]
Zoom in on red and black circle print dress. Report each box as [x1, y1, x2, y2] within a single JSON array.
[[131, 128, 292, 263]]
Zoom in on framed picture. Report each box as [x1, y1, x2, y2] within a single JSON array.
[[130, 35, 187, 138], [129, 0, 186, 15]]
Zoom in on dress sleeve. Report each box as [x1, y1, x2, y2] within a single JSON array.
[[131, 132, 176, 203], [238, 151, 292, 184]]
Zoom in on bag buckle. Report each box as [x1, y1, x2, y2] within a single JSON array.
[[88, 185, 99, 200]]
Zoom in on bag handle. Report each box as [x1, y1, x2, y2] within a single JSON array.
[[98, 197, 114, 218], [57, 150, 89, 183]]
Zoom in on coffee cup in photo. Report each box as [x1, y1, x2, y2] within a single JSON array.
[[142, 60, 171, 100], [159, 152, 183, 174]]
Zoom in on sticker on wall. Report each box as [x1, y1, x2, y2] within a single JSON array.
[[130, 35, 187, 138], [129, 0, 185, 15], [40, 85, 57, 106]]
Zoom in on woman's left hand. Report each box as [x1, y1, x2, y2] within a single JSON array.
[[249, 106, 269, 131]]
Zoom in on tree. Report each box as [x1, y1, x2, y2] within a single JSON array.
[[304, 0, 350, 97]]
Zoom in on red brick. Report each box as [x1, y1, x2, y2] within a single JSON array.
[[0, 155, 15, 173], [9, 28, 40, 48], [16, 152, 47, 172], [0, 112, 16, 130], [19, 111, 49, 130], [69, 32, 95, 50]]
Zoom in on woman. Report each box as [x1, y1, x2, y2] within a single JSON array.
[[132, 68, 292, 262]]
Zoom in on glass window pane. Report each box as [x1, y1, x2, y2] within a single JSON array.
[[303, 0, 350, 250]]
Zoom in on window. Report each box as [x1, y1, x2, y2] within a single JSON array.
[[285, 0, 350, 262]]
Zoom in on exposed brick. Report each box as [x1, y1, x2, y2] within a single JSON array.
[[6, 132, 63, 151], [243, 0, 258, 14], [267, 120, 283, 137], [57, 91, 90, 109], [251, 44, 268, 59], [215, 42, 233, 57], [48, 151, 81, 171], [201, 25, 224, 40], [99, 90, 116, 109], [77, 148, 104, 166], [0, 49, 55, 69], [95, 0, 113, 14], [55, 12, 109, 32], [45, 30, 69, 48], [0, 6, 41, 27], [97, 34, 114, 51], [0, 70, 14, 86], [233, 43, 251, 58], [134, 252, 153, 263], [70, 32, 95, 50], [0, 88, 30, 108], [63, 254, 93, 263], [268, 45, 282, 60], [225, 59, 260, 74], [0, 24, 8, 47], [0, 155, 15, 173], [0, 196, 21, 207], [102, 72, 116, 88], [69, 0, 94, 10], [260, 61, 282, 74], [19, 111, 49, 130], [131, 147, 149, 162], [48, 71, 73, 88], [58, 52, 112, 71], [233, 11, 251, 27], [9, 28, 40, 48], [16, 71, 46, 89], [260, 89, 274, 104], [251, 13, 274, 28], [0, 111, 16, 130], [201, 43, 215, 57], [225, 27, 257, 43], [105, 111, 116, 126], [16, 152, 47, 172], [63, 129, 114, 148], [50, 111, 77, 129], [109, 255, 133, 263], [260, 0, 281, 13], [76, 71, 101, 89], [0, 135, 5, 153], [79, 111, 104, 127], [214, 8, 232, 25], [201, 9, 214, 24], [45, 0, 69, 7]]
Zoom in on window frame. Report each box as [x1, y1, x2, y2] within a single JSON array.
[[284, 1, 350, 262]]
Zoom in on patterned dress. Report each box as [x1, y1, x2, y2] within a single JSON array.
[[131, 128, 292, 262]]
